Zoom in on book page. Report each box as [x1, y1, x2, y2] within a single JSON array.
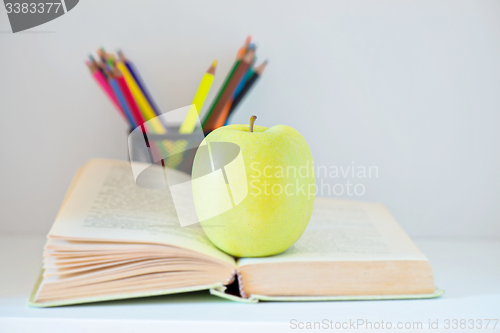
[[49, 159, 235, 266], [238, 197, 427, 267]]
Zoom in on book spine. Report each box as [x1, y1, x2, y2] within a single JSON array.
[[236, 270, 248, 299]]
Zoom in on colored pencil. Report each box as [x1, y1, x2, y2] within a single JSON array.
[[110, 65, 146, 128], [201, 38, 250, 130], [236, 35, 251, 59], [212, 99, 233, 129], [179, 59, 217, 134], [201, 62, 240, 129], [118, 51, 163, 119], [96, 48, 107, 64], [227, 60, 267, 117], [222, 67, 255, 126], [88, 37, 260, 136], [220, 57, 256, 126], [108, 70, 137, 128], [209, 49, 256, 129], [217, 42, 255, 127], [86, 61, 127, 122], [203, 49, 255, 132], [111, 58, 170, 158], [232, 42, 255, 99], [234, 66, 255, 98], [88, 55, 106, 77], [116, 58, 167, 134]]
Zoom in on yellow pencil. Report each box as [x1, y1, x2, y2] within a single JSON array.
[[116, 61, 167, 134], [179, 59, 217, 134]]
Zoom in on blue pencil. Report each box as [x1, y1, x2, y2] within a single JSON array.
[[234, 67, 255, 98], [109, 77, 137, 128]]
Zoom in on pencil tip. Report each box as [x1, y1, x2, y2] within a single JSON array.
[[117, 50, 127, 61], [255, 60, 268, 74], [211, 59, 218, 67]]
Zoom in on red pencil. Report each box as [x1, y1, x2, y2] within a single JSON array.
[[110, 66, 146, 127], [86, 61, 127, 121]]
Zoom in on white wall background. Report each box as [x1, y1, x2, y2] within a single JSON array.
[[0, 0, 499, 238]]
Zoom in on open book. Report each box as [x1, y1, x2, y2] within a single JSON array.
[[29, 159, 442, 307]]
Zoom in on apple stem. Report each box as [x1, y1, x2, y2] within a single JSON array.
[[249, 115, 257, 133]]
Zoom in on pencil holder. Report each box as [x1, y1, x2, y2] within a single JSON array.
[[128, 126, 204, 175]]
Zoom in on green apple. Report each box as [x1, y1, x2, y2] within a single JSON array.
[[192, 116, 315, 257]]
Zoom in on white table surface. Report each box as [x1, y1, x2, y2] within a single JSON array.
[[0, 234, 499, 332]]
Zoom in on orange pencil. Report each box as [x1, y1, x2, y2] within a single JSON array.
[[212, 99, 233, 129], [213, 37, 253, 129], [236, 35, 251, 59]]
